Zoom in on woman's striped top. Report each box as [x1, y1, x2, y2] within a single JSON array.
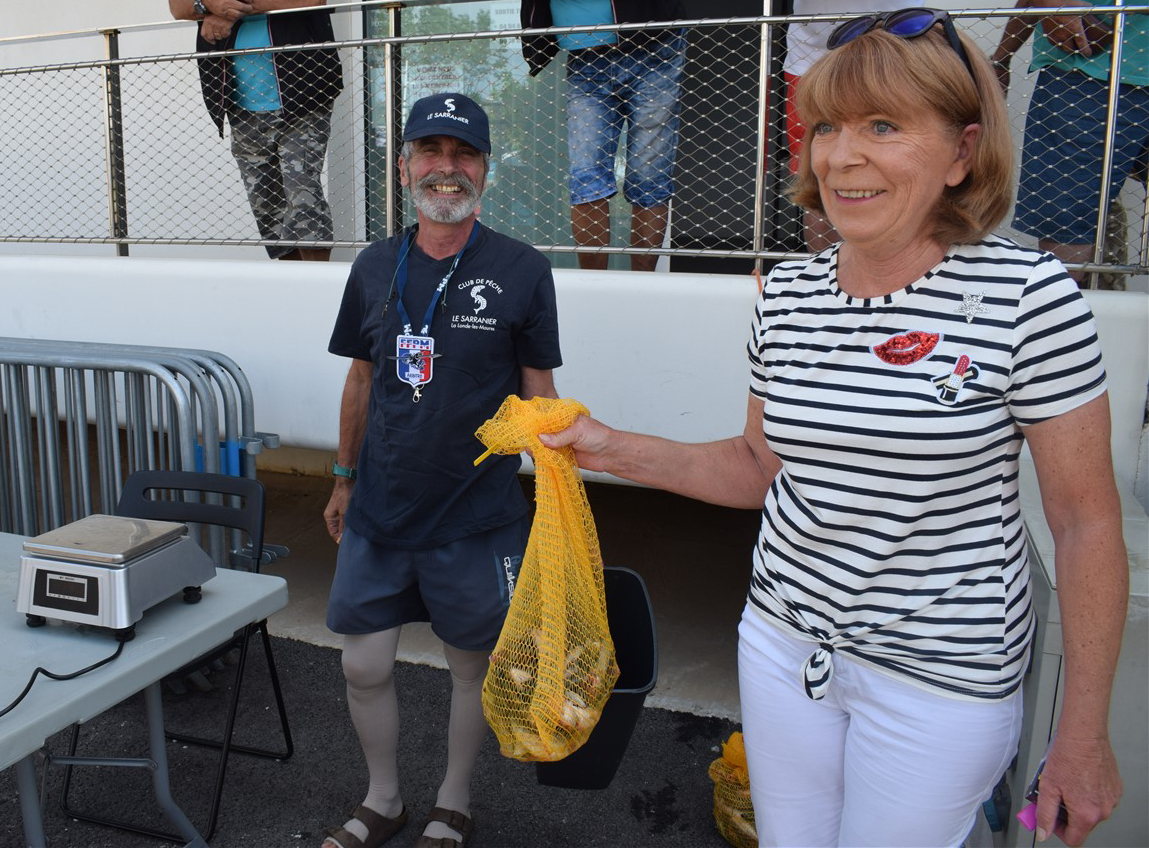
[[746, 237, 1107, 700]]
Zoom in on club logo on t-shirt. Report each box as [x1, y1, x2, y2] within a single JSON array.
[[872, 330, 940, 365], [451, 277, 501, 331]]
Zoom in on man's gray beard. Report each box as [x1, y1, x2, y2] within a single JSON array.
[[411, 172, 482, 224]]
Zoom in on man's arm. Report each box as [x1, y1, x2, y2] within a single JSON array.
[[249, 0, 328, 11], [323, 358, 372, 543], [170, 0, 251, 43], [538, 393, 781, 509], [169, 0, 253, 21], [520, 365, 558, 401], [1024, 394, 1126, 846], [991, 4, 1037, 93]]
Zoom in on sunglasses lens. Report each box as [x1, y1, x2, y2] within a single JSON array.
[[884, 9, 938, 38], [828, 17, 877, 49]]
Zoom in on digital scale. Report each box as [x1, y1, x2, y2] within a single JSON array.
[[16, 514, 218, 639]]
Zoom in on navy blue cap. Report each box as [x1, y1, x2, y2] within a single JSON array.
[[402, 93, 491, 154]]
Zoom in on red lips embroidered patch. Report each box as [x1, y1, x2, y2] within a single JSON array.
[[872, 331, 940, 365]]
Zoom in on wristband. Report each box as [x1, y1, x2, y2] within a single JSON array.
[[333, 463, 357, 480]]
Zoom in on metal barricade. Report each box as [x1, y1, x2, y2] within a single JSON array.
[[4, 339, 268, 475], [0, 350, 197, 535], [0, 339, 282, 567]]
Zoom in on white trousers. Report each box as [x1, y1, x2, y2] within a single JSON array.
[[737, 606, 1022, 847]]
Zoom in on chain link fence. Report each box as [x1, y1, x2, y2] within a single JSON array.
[[0, 3, 1145, 284]]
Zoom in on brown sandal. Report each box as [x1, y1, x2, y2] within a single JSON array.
[[413, 806, 474, 847], [324, 804, 408, 848]]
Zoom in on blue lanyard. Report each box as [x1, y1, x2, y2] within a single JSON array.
[[394, 221, 481, 336]]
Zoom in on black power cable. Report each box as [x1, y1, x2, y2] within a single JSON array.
[[0, 639, 125, 719]]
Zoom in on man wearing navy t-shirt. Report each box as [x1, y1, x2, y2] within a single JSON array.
[[321, 93, 561, 848]]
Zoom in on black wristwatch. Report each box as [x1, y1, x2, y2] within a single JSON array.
[[193, 0, 208, 16]]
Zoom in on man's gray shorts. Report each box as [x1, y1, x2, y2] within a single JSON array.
[[229, 107, 334, 258], [326, 518, 528, 652]]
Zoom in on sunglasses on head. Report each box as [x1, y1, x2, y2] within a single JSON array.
[[826, 7, 976, 84]]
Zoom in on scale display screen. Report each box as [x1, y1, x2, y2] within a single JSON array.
[[34, 568, 99, 615], [46, 573, 89, 601]]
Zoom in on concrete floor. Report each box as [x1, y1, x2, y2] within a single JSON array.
[[259, 469, 761, 720]]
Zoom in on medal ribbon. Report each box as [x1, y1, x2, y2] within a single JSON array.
[[394, 220, 481, 336]]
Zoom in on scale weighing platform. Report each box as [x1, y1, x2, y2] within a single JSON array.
[[15, 514, 217, 640]]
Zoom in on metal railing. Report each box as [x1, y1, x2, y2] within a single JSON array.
[[0, 3, 1145, 283]]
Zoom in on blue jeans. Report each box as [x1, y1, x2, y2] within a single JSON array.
[[564, 31, 686, 208], [1015, 66, 1149, 244]]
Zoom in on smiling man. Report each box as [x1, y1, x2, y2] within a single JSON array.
[[321, 93, 561, 848]]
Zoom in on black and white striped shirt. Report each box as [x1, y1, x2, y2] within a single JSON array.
[[746, 237, 1106, 700]]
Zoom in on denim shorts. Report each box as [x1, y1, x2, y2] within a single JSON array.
[[565, 30, 687, 208], [1015, 66, 1149, 244], [326, 517, 527, 651]]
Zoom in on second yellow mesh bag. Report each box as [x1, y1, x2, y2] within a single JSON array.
[[709, 731, 757, 848], [474, 395, 620, 761]]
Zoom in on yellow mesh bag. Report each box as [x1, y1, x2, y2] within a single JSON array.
[[708, 732, 757, 848], [473, 395, 620, 761]]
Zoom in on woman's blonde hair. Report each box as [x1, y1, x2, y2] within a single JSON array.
[[789, 24, 1012, 245]]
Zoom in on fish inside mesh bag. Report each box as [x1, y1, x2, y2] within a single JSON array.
[[473, 395, 620, 761], [709, 731, 757, 848]]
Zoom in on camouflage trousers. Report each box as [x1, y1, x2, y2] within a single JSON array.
[[229, 107, 333, 258]]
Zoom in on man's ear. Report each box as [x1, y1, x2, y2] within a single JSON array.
[[398, 156, 409, 188]]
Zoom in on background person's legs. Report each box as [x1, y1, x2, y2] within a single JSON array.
[[571, 198, 611, 270], [324, 628, 404, 848], [566, 50, 622, 270], [785, 73, 841, 253], [279, 109, 335, 262], [1040, 239, 1094, 286], [229, 109, 291, 259], [803, 209, 838, 254], [622, 32, 685, 272], [629, 203, 669, 272]]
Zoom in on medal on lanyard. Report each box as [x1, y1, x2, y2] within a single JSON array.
[[391, 222, 480, 402]]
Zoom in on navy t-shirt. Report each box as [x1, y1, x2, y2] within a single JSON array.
[[328, 223, 562, 548]]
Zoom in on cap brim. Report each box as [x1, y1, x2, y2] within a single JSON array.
[[402, 125, 491, 154]]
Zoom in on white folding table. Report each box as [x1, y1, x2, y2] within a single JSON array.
[[0, 531, 288, 847]]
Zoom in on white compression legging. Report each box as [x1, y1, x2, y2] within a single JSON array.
[[339, 628, 490, 834]]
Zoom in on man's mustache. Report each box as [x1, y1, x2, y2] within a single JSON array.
[[416, 171, 480, 196]]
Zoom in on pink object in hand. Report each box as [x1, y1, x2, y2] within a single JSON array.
[[1017, 802, 1038, 831]]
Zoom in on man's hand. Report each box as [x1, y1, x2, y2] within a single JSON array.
[[200, 13, 236, 43], [1027, 0, 1094, 57], [1034, 732, 1122, 845], [205, 0, 254, 20], [323, 479, 354, 543]]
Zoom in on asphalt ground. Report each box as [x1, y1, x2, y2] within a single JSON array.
[[1, 635, 741, 848]]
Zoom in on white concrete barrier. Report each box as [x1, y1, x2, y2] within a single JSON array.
[[0, 255, 758, 474], [0, 255, 1144, 506]]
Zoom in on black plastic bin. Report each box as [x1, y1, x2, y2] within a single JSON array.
[[536, 566, 658, 790]]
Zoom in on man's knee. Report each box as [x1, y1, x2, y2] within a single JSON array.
[[444, 644, 489, 687], [342, 631, 399, 690]]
